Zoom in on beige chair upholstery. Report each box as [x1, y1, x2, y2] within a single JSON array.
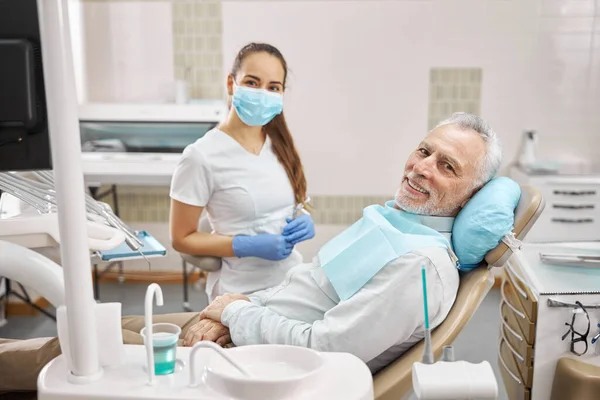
[[550, 357, 600, 400], [373, 185, 545, 400]]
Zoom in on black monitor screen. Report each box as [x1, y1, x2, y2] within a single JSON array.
[[0, 0, 52, 171]]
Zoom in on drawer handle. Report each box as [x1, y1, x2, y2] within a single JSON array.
[[498, 338, 522, 385], [553, 190, 597, 196], [547, 298, 600, 309], [500, 329, 525, 363], [552, 204, 595, 210], [500, 302, 524, 342], [501, 281, 526, 320], [505, 261, 528, 300], [551, 218, 594, 224]]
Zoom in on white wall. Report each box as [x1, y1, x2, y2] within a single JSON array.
[[81, 1, 175, 103], [68, 0, 86, 103], [222, 0, 600, 196]]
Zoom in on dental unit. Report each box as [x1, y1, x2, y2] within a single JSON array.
[[0, 1, 564, 399], [0, 1, 374, 399]]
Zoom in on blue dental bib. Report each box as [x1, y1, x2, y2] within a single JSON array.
[[318, 204, 452, 300]]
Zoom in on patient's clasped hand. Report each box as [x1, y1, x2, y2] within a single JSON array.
[[0, 112, 519, 392]]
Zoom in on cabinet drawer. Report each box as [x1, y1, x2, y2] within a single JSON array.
[[503, 267, 538, 323], [528, 215, 600, 242], [549, 202, 598, 212], [501, 299, 536, 349], [541, 183, 600, 203], [544, 208, 599, 223], [501, 315, 534, 366], [498, 338, 531, 400], [501, 329, 534, 387], [501, 280, 536, 344]]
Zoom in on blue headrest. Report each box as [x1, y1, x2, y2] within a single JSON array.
[[452, 177, 521, 271]]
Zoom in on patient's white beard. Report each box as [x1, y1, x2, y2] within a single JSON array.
[[394, 187, 456, 217], [394, 189, 434, 215]]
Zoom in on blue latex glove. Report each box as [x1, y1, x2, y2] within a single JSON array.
[[232, 234, 294, 261], [282, 214, 315, 245]]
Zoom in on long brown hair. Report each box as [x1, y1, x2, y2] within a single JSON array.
[[230, 43, 309, 209]]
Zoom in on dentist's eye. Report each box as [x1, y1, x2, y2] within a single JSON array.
[[419, 148, 429, 156]]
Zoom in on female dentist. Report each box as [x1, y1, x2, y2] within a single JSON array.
[[169, 43, 314, 302]]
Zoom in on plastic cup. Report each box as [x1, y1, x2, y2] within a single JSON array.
[[141, 323, 181, 375]]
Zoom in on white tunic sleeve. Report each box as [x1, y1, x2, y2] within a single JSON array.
[[169, 145, 213, 207], [221, 254, 446, 364]]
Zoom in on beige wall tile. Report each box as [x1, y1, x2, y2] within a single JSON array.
[[102, 185, 388, 226], [172, 0, 223, 100], [428, 67, 482, 129]]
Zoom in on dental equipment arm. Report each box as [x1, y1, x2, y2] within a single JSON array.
[[222, 255, 444, 364], [1, 171, 143, 251], [0, 240, 65, 307], [31, 170, 143, 250], [36, 0, 101, 380], [0, 213, 126, 251]]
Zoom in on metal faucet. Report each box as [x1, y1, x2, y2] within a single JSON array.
[[144, 283, 163, 385]]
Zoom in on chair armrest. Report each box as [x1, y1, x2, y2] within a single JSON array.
[[181, 253, 222, 272]]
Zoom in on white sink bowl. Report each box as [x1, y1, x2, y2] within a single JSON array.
[[203, 345, 324, 400]]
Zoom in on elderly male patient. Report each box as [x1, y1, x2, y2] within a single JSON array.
[[0, 112, 502, 393], [185, 112, 502, 368]]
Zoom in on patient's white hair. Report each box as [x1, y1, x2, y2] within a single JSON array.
[[434, 112, 502, 188]]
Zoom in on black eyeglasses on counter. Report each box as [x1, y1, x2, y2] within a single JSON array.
[[561, 301, 590, 356]]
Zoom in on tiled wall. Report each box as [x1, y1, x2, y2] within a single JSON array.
[[172, 0, 224, 99], [100, 185, 388, 226], [76, 0, 224, 102], [428, 68, 482, 130]]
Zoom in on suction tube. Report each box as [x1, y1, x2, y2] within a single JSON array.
[[421, 265, 434, 364]]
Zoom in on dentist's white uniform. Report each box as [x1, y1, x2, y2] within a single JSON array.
[[170, 128, 302, 302], [221, 215, 460, 373]]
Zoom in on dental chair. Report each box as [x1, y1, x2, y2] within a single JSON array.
[[373, 185, 545, 400], [178, 185, 545, 399]]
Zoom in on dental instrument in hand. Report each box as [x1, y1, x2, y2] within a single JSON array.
[[293, 196, 311, 219], [421, 264, 434, 364]]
